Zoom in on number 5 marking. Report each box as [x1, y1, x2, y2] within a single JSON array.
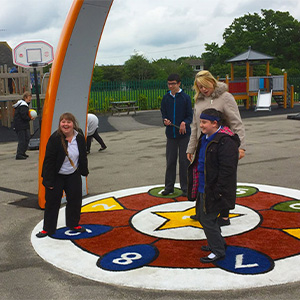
[[236, 188, 248, 195]]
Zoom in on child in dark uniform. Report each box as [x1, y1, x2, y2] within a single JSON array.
[[187, 108, 240, 263], [13, 91, 34, 160]]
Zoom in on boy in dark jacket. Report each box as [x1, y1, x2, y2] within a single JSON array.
[[160, 73, 193, 196], [13, 91, 34, 160], [187, 108, 240, 263]]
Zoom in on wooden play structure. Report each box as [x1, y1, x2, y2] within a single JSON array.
[[225, 47, 294, 110], [0, 64, 48, 128]]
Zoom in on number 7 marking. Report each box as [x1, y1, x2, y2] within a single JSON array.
[[235, 254, 259, 269]]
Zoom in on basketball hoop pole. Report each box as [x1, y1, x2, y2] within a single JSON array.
[[30, 63, 42, 129], [31, 63, 41, 114]]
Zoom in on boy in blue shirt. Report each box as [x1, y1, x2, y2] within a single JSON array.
[[187, 108, 240, 263], [160, 74, 193, 196]]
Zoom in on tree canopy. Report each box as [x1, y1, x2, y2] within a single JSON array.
[[93, 54, 196, 82], [123, 53, 156, 81], [203, 9, 300, 77]]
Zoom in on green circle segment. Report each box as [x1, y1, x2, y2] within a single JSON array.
[[148, 187, 183, 198], [236, 186, 259, 198], [273, 200, 300, 212]]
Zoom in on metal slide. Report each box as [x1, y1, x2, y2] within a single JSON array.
[[255, 89, 272, 111]]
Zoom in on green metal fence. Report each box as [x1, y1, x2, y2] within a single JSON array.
[[89, 77, 300, 113], [288, 77, 300, 101], [89, 79, 195, 113]]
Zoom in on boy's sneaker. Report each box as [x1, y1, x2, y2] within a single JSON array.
[[218, 217, 230, 226], [161, 189, 173, 196]]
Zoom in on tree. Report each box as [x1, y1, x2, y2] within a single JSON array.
[[152, 58, 178, 80], [92, 56, 195, 83], [222, 9, 300, 71], [92, 64, 124, 82], [92, 64, 103, 82], [222, 12, 265, 55], [201, 43, 221, 70], [101, 65, 124, 82], [123, 53, 155, 80], [176, 57, 197, 79], [152, 57, 195, 80], [202, 9, 300, 76]]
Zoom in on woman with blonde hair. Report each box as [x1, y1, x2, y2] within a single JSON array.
[[187, 70, 246, 225]]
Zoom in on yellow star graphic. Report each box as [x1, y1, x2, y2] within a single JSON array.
[[154, 208, 241, 231], [154, 208, 202, 230]]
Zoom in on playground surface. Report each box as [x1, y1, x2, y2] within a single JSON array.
[[1, 107, 300, 299]]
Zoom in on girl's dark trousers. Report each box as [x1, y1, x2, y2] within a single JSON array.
[[43, 170, 82, 235]]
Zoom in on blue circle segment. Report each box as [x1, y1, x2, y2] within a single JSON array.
[[98, 244, 158, 271], [51, 224, 112, 240], [215, 246, 274, 274]]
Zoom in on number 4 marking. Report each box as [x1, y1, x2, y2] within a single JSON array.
[[235, 254, 259, 269]]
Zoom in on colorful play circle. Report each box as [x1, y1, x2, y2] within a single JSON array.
[[32, 184, 300, 291]]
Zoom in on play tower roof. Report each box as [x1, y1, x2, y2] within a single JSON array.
[[226, 46, 274, 63]]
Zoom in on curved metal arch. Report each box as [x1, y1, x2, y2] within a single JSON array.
[[38, 0, 114, 208]]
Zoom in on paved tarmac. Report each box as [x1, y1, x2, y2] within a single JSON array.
[[1, 106, 300, 300]]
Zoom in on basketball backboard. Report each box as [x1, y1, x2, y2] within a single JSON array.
[[12, 40, 54, 68]]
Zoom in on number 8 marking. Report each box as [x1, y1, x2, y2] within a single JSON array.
[[113, 252, 142, 265]]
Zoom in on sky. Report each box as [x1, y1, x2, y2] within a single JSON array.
[[1, 0, 300, 66]]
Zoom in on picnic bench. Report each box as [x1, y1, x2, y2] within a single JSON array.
[[110, 101, 139, 116]]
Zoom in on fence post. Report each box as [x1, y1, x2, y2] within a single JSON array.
[[290, 85, 294, 108], [4, 65, 9, 95], [284, 72, 287, 109]]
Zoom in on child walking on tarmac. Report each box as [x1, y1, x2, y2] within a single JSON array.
[[187, 108, 240, 263], [13, 91, 35, 160]]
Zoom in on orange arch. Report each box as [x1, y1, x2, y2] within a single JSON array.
[[38, 0, 114, 208]]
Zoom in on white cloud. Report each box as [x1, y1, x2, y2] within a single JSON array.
[[0, 0, 73, 48], [1, 0, 299, 65]]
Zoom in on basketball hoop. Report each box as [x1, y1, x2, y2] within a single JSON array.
[[12, 40, 54, 140], [12, 40, 54, 68]]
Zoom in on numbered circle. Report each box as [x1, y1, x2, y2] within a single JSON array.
[[52, 224, 112, 240], [215, 246, 274, 275], [236, 186, 258, 197], [98, 244, 158, 271], [273, 200, 300, 212], [148, 187, 183, 198]]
